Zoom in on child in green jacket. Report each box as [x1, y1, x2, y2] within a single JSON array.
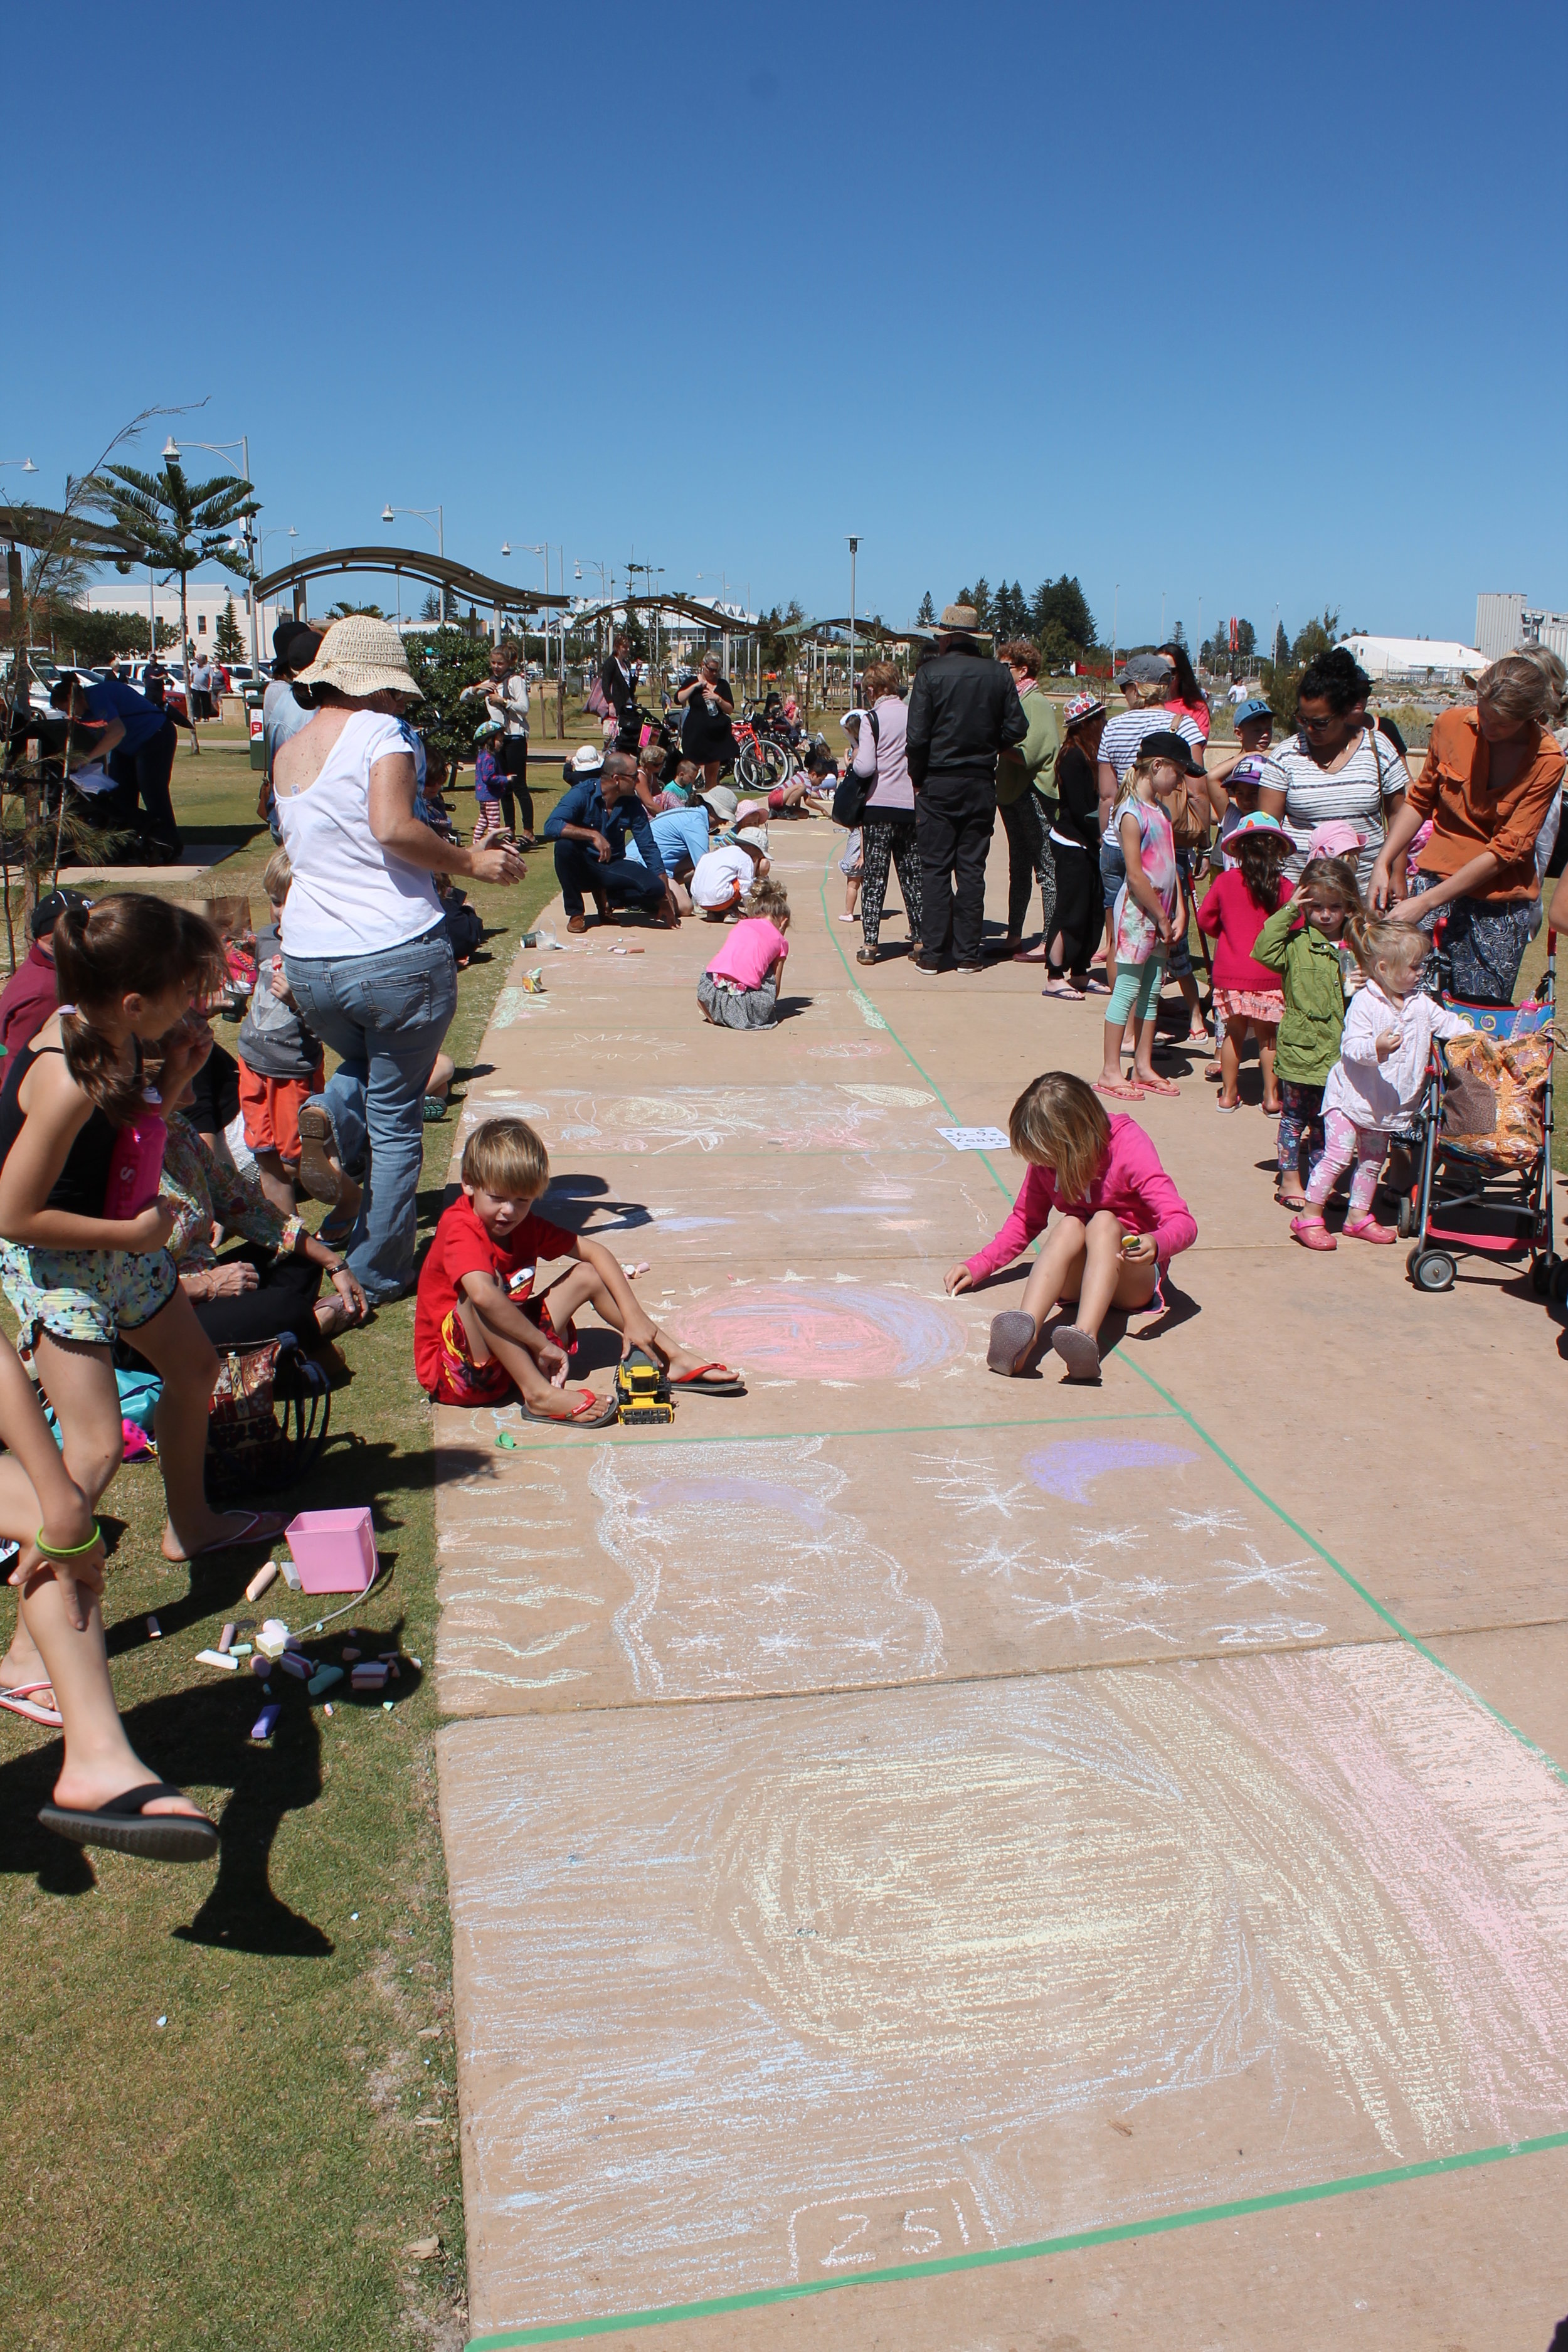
[[1253, 857, 1364, 1207]]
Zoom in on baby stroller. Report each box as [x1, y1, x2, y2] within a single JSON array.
[[1399, 919, 1560, 1298]]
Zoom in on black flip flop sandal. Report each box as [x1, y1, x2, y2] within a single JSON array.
[[39, 1782, 219, 1864]]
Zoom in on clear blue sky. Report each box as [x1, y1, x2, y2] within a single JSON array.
[[13, 1, 1567, 652]]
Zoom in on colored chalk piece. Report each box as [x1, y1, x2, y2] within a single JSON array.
[[250, 1703, 280, 1742], [218, 1623, 236, 1653], [146, 1614, 161, 1638], [277, 1653, 310, 1680], [250, 1653, 270, 1676], [323, 1702, 334, 1717], [231, 1642, 253, 1656], [257, 1620, 290, 1660], [495, 1431, 519, 1449], [244, 1560, 279, 1602], [341, 1646, 361, 1663], [307, 1664, 344, 1698], [278, 1555, 302, 1591], [195, 1648, 238, 1672]]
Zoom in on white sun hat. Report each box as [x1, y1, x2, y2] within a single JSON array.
[[294, 614, 421, 701]]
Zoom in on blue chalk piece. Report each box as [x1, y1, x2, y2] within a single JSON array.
[[250, 1703, 282, 1742], [308, 1663, 344, 1698]]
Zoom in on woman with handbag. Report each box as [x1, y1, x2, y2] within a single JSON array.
[[675, 654, 736, 791], [1257, 647, 1406, 894], [849, 663, 924, 966]]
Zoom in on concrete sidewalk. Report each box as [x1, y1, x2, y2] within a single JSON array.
[[434, 818, 1568, 2351]]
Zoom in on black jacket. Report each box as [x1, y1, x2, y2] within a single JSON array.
[[600, 655, 638, 722], [904, 638, 1027, 788]]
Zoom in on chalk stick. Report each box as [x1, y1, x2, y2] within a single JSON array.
[[217, 1623, 236, 1654], [250, 1703, 280, 1742], [277, 1653, 310, 1680], [341, 1646, 361, 1663], [323, 1702, 334, 1717], [308, 1664, 344, 1698], [146, 1614, 161, 1638], [251, 1653, 271, 1676], [230, 1642, 253, 1656], [278, 1555, 301, 1591], [245, 1561, 279, 1602], [256, 1620, 289, 1660], [195, 1648, 238, 1672]]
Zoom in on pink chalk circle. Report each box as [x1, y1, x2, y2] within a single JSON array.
[[674, 1282, 967, 1382]]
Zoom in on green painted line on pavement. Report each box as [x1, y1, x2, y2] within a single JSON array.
[[467, 2126, 1568, 2347]]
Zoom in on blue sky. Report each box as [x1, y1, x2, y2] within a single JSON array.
[[12, 1, 1566, 651]]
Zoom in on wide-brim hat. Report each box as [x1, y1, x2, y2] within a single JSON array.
[[701, 786, 739, 819], [570, 743, 604, 774], [938, 604, 985, 635], [1230, 810, 1288, 840], [1063, 691, 1106, 728], [295, 615, 421, 701]]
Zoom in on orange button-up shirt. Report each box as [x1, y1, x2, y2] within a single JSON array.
[[1408, 708, 1564, 902]]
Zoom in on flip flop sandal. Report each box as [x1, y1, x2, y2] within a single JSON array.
[[38, 1781, 219, 1863], [1216, 1099, 1240, 1113], [1093, 1079, 1145, 1101], [1042, 982, 1086, 1000], [1083, 978, 1112, 995], [668, 1363, 746, 1396], [1136, 1075, 1182, 1096], [1051, 1325, 1102, 1381], [521, 1387, 620, 1427], [1012, 946, 1049, 963], [1275, 1192, 1307, 1211], [170, 1508, 289, 1563], [0, 1682, 63, 1728], [986, 1311, 1037, 1374], [1261, 1103, 1283, 1119]]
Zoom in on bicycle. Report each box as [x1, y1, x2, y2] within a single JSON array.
[[732, 701, 792, 792]]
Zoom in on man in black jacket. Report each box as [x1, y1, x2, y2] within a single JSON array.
[[904, 605, 1028, 971], [600, 633, 640, 746]]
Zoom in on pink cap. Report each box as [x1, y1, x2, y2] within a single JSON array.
[[1306, 820, 1362, 859]]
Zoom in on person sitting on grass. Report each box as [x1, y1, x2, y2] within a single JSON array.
[[945, 1069, 1195, 1385], [543, 749, 679, 934], [413, 1117, 744, 1422], [698, 876, 791, 1029]]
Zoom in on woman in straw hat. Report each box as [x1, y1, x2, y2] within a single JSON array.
[[273, 616, 526, 1302]]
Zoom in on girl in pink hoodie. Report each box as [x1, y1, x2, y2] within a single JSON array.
[[945, 1070, 1196, 1382]]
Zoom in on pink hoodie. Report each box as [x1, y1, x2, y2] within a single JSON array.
[[964, 1114, 1197, 1281]]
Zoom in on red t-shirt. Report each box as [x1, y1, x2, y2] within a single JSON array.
[[414, 1193, 577, 1391]]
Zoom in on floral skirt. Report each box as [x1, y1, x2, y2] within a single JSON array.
[[1212, 987, 1285, 1026], [0, 1241, 176, 1350]]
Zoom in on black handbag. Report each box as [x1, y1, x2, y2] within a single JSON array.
[[832, 709, 879, 827]]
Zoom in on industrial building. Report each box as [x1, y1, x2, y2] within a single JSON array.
[[1475, 593, 1568, 667], [1335, 633, 1483, 682]]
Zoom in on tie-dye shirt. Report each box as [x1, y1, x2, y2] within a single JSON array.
[[1113, 798, 1179, 964]]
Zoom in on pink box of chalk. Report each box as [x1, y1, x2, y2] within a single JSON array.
[[284, 1508, 376, 1594]]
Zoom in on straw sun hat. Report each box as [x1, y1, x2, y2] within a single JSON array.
[[295, 614, 422, 700]]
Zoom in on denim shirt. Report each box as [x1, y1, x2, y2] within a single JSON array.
[[543, 780, 665, 876]]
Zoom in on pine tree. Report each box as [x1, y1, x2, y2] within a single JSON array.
[[1172, 618, 1189, 652], [969, 578, 992, 630], [916, 590, 936, 625], [214, 599, 245, 662]]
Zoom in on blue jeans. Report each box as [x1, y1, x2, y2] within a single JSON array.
[[553, 837, 667, 918], [283, 924, 457, 1303]]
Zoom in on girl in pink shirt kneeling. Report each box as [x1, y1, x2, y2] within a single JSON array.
[[697, 879, 791, 1031], [945, 1070, 1196, 1382]]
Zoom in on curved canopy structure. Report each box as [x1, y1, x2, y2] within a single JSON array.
[[0, 501, 154, 564], [251, 544, 568, 613]]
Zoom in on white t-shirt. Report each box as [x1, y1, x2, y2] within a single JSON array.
[[691, 843, 755, 910], [1099, 705, 1204, 781], [277, 710, 444, 958], [487, 672, 530, 735], [1261, 728, 1404, 888]]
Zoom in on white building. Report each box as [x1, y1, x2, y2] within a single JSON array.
[[82, 578, 287, 660], [1475, 592, 1568, 667], [1335, 634, 1484, 684]]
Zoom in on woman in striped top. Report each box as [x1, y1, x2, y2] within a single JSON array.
[[1258, 648, 1406, 893]]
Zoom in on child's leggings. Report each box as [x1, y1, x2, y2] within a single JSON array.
[[1278, 1079, 1325, 1188], [1305, 1110, 1384, 1217], [1106, 952, 1167, 1029]]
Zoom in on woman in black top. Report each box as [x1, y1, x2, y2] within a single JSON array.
[[1043, 696, 1110, 998], [675, 654, 735, 789]]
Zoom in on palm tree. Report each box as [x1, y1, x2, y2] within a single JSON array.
[[86, 459, 257, 748]]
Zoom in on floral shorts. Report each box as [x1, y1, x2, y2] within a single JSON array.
[[0, 1241, 177, 1351]]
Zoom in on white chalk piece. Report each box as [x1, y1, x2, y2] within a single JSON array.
[[278, 1555, 302, 1591], [382, 1700, 393, 1712], [146, 1614, 161, 1638], [218, 1623, 236, 1654], [937, 1126, 1010, 1152], [155, 2015, 167, 2028], [323, 1702, 334, 1717], [410, 1657, 422, 1670], [244, 1560, 279, 1602], [195, 1648, 238, 1672], [231, 1642, 253, 1656], [256, 1620, 289, 1660]]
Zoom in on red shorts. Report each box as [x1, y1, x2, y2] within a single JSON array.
[[238, 1059, 324, 1167], [423, 1293, 575, 1406]]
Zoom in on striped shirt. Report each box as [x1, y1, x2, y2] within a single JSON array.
[[1099, 705, 1204, 781], [1261, 728, 1406, 887]]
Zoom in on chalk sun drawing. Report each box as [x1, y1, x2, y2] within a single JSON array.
[[674, 1283, 966, 1382], [1024, 1437, 1196, 1503], [590, 1437, 944, 1695], [509, 1084, 929, 1158]]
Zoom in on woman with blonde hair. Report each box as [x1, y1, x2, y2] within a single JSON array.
[[1370, 654, 1565, 1002], [675, 652, 736, 792]]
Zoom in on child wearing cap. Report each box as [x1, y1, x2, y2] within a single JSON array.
[[1195, 816, 1292, 1113], [472, 723, 509, 847]]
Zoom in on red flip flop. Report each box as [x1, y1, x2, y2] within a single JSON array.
[[522, 1387, 620, 1426], [668, 1362, 746, 1397], [1094, 1078, 1145, 1101], [1135, 1074, 1182, 1097]]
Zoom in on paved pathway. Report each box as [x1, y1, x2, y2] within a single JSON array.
[[434, 821, 1568, 2351]]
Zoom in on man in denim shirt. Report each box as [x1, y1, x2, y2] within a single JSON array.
[[544, 751, 679, 930]]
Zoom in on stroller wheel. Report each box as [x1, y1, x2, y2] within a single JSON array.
[[1549, 1259, 1568, 1307], [1531, 1256, 1552, 1295], [1396, 1194, 1414, 1239], [1409, 1248, 1456, 1294]]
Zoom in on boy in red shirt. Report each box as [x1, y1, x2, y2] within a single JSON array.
[[415, 1116, 743, 1422]]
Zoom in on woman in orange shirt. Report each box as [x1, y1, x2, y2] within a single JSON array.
[[1370, 657, 1564, 1002]]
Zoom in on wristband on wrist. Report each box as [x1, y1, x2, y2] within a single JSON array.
[[35, 1520, 103, 1559]]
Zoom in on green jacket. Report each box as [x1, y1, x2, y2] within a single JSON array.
[[995, 685, 1062, 808], [1253, 901, 1345, 1086]]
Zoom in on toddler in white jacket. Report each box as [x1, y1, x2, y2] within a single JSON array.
[[1293, 916, 1473, 1250]]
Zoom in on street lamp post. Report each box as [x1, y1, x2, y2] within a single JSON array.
[[0, 459, 38, 474], [253, 526, 297, 649], [847, 536, 859, 706], [166, 435, 258, 667], [383, 504, 444, 622]]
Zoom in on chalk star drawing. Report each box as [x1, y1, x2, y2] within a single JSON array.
[[1071, 1522, 1147, 1555], [913, 1451, 1041, 1521], [1213, 1544, 1320, 1600], [1168, 1506, 1250, 1537], [956, 1536, 1045, 1587]]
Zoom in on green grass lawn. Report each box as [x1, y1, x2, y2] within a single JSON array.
[[0, 734, 570, 2351]]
